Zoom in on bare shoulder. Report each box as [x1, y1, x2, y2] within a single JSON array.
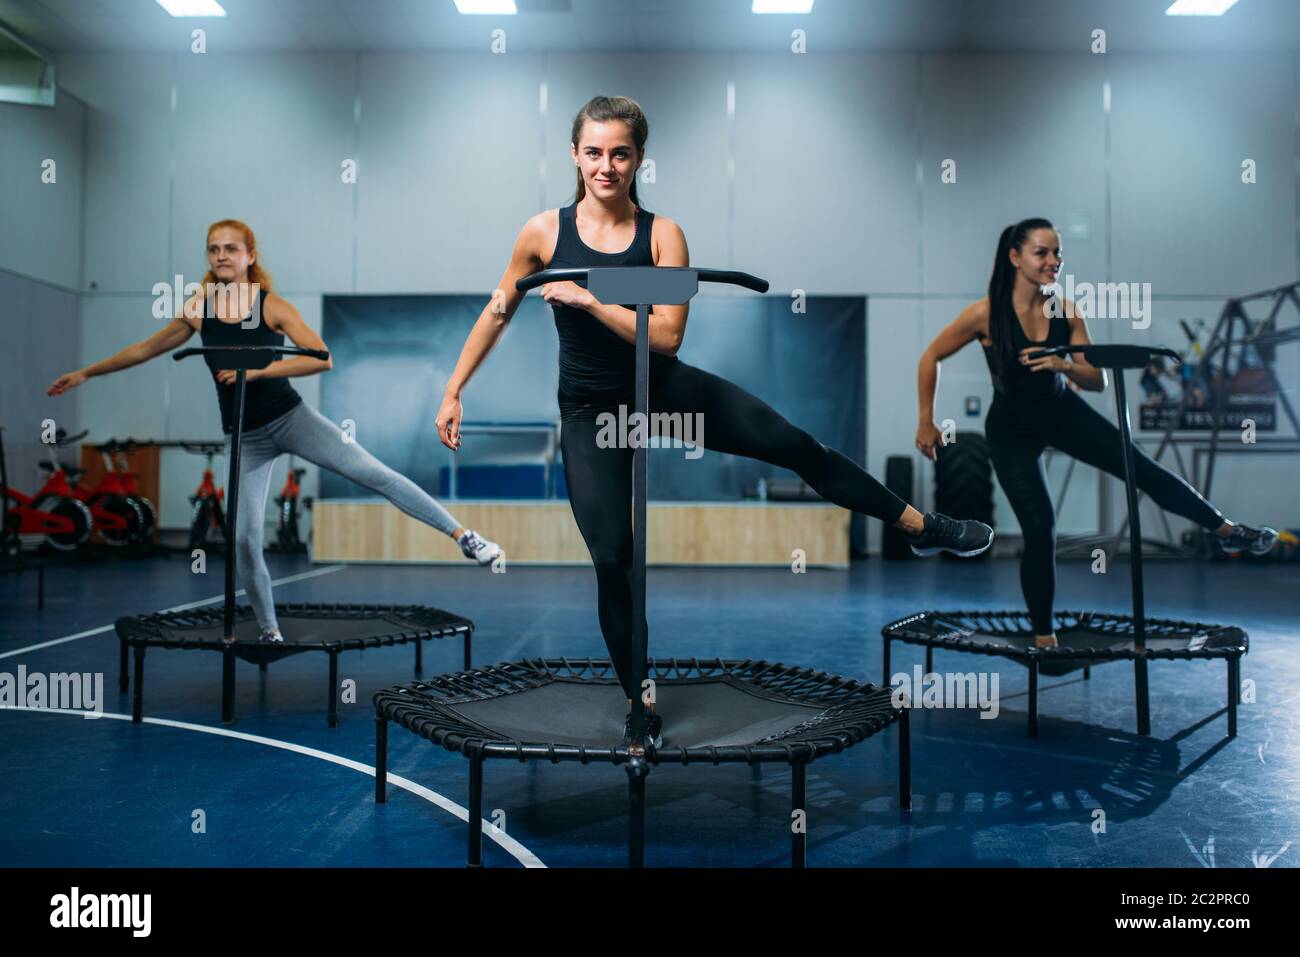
[[177, 290, 205, 331], [262, 291, 299, 329], [964, 296, 992, 343], [525, 209, 560, 265], [650, 214, 687, 266]]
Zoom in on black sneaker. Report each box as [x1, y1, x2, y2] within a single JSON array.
[[906, 511, 994, 558], [1219, 524, 1279, 556], [621, 711, 664, 750]]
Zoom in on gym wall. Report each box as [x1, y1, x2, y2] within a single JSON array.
[[2, 49, 1296, 549]]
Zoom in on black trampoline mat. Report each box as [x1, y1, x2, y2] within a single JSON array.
[[447, 677, 826, 750], [957, 626, 1210, 656], [149, 613, 430, 645]]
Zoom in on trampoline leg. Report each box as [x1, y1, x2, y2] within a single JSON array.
[[118, 637, 129, 693], [258, 662, 267, 673], [791, 760, 807, 869], [924, 645, 933, 676], [374, 716, 388, 803], [463, 629, 472, 671], [899, 707, 911, 813], [222, 646, 235, 725], [414, 637, 423, 676], [467, 756, 483, 868], [1027, 660, 1039, 739], [1134, 656, 1150, 736], [132, 646, 145, 723], [882, 637, 891, 686], [1227, 656, 1239, 739], [327, 650, 339, 729], [1083, 666, 1091, 681], [626, 755, 648, 869]]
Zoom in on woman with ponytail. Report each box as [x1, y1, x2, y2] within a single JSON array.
[[916, 218, 1277, 647], [435, 95, 993, 749], [49, 220, 502, 640]]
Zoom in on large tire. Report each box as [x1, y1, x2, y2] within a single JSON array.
[[882, 455, 914, 559], [42, 497, 93, 551], [933, 431, 994, 559], [95, 495, 145, 547]]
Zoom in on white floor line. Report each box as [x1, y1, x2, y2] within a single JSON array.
[[0, 564, 346, 661], [0, 704, 545, 868]]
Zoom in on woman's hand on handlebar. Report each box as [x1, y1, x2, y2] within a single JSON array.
[[47, 371, 87, 396], [436, 392, 462, 451], [915, 420, 945, 461], [215, 368, 262, 385]]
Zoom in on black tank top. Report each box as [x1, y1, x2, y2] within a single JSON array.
[[546, 202, 679, 404], [982, 297, 1071, 402], [200, 289, 303, 434]]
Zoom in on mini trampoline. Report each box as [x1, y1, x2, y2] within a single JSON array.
[[117, 602, 472, 727], [881, 609, 1247, 737], [373, 265, 912, 868], [373, 656, 908, 867], [887, 343, 1250, 739], [112, 341, 477, 728]]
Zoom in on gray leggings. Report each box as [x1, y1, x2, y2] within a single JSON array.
[[224, 402, 461, 632]]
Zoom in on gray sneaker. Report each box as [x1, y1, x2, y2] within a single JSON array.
[[1219, 524, 1278, 556]]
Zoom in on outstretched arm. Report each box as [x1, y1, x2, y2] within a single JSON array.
[[915, 300, 985, 460], [48, 312, 196, 396]]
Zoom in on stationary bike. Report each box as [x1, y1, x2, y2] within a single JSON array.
[[103, 438, 158, 543], [268, 460, 311, 553], [184, 441, 226, 551], [0, 427, 94, 551], [39, 429, 142, 547]]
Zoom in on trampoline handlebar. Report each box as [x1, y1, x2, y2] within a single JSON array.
[[515, 267, 769, 295], [173, 345, 330, 362], [1026, 343, 1181, 369]]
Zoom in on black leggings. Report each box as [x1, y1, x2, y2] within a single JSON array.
[[561, 360, 908, 697], [986, 389, 1224, 635]]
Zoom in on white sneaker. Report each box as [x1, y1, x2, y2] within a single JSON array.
[[458, 530, 502, 566]]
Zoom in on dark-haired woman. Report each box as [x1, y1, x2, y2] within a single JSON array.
[[436, 95, 993, 748], [916, 218, 1277, 647], [49, 219, 502, 641]]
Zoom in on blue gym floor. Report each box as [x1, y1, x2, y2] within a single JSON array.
[[1, 551, 1296, 868]]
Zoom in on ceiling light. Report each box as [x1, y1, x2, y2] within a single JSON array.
[[454, 0, 519, 13], [154, 0, 226, 16], [753, 1, 815, 12], [1165, 0, 1240, 15]]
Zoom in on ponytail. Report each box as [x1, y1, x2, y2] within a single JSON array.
[[987, 217, 1054, 378]]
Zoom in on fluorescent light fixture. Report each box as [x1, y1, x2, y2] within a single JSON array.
[[453, 0, 518, 13], [1165, 0, 1240, 15], [154, 0, 226, 15], [753, 0, 815, 12]]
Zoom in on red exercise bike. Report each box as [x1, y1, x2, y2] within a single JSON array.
[[184, 441, 226, 551], [40, 429, 143, 548], [101, 438, 158, 543], [0, 427, 94, 551]]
